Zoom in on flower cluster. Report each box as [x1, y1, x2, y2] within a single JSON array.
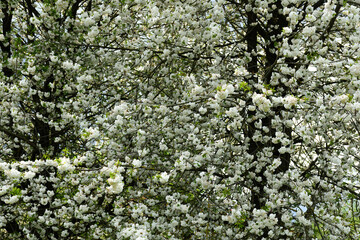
[[1, 0, 360, 239]]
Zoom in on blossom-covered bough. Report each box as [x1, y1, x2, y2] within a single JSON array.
[[1, 0, 360, 239]]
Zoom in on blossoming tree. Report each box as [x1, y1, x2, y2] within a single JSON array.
[[1, 0, 360, 239]]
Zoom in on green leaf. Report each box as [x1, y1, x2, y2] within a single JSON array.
[[307, 51, 319, 61], [10, 187, 22, 196], [239, 81, 251, 92]]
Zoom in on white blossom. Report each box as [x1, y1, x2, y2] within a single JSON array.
[[4, 195, 20, 204], [57, 157, 75, 172], [350, 63, 360, 76], [252, 93, 272, 112], [159, 172, 170, 184], [132, 159, 142, 168], [199, 107, 207, 114], [302, 26, 316, 37], [5, 168, 21, 179], [23, 171, 36, 179], [0, 1, 359, 239], [107, 175, 124, 194], [225, 107, 238, 117], [283, 95, 298, 109]]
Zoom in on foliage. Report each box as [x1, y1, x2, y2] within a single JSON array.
[[1, 0, 360, 239]]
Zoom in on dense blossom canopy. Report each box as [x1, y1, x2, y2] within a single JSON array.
[[1, 0, 360, 239]]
